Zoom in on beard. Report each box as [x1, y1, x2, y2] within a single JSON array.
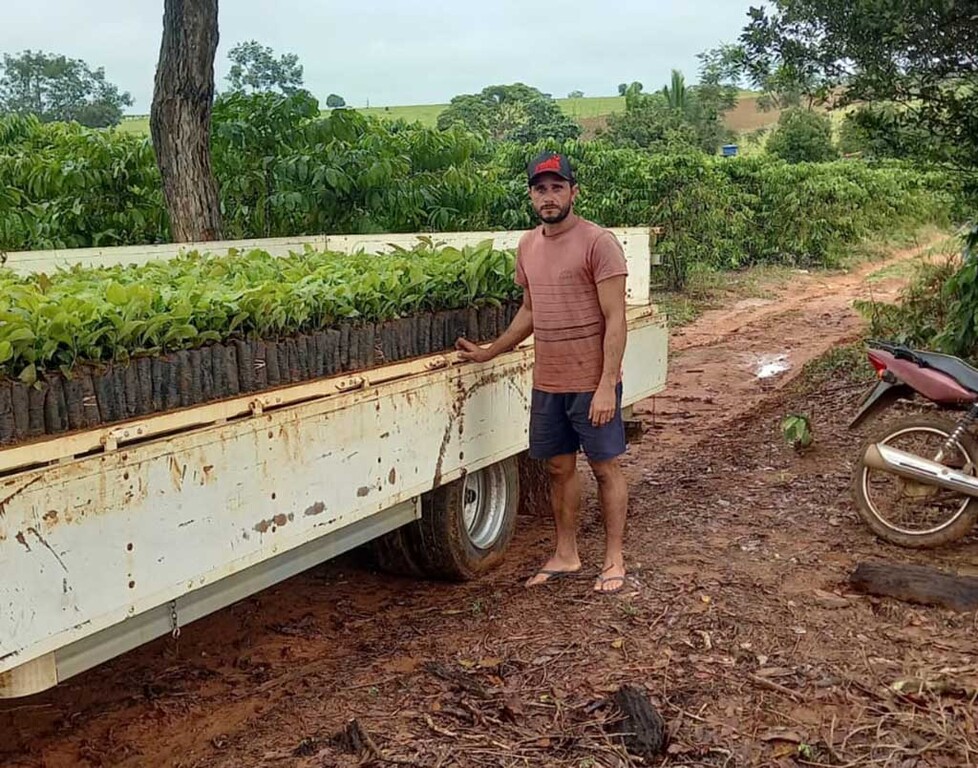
[[535, 200, 572, 224]]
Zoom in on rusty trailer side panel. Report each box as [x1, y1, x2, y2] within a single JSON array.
[[0, 313, 668, 694]]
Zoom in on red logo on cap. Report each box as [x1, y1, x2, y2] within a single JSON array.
[[533, 155, 563, 175]]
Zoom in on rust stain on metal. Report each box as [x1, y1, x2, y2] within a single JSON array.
[[42, 510, 58, 525], [253, 512, 293, 533], [357, 486, 371, 498], [26, 527, 68, 572], [431, 365, 530, 490], [201, 464, 215, 485], [0, 475, 43, 518], [304, 501, 326, 517], [169, 456, 186, 491], [278, 422, 302, 463], [388, 468, 397, 485], [14, 531, 30, 552]]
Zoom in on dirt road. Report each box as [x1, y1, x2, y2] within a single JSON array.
[[4, 238, 975, 767]]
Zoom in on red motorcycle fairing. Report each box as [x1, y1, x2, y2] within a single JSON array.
[[868, 348, 978, 405]]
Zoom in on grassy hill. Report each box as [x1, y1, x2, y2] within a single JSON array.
[[116, 92, 781, 138]]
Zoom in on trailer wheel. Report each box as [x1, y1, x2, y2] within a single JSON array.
[[369, 525, 427, 577], [411, 457, 520, 581]]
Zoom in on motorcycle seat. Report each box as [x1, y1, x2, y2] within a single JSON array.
[[913, 350, 978, 394]]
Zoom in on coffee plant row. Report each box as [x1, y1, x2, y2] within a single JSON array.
[[0, 92, 965, 287]]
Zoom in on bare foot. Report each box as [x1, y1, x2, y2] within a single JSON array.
[[593, 563, 627, 594], [524, 556, 582, 587]]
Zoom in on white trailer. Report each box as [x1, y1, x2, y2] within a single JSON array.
[[0, 228, 668, 698]]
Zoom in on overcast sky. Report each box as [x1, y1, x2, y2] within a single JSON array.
[[2, 1, 753, 113]]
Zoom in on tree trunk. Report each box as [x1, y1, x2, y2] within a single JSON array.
[[849, 561, 978, 612], [150, 0, 223, 242]]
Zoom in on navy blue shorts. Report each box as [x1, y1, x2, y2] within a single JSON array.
[[529, 382, 626, 462]]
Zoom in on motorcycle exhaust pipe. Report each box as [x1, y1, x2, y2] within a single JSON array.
[[863, 443, 978, 497]]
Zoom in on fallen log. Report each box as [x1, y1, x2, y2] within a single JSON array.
[[849, 561, 978, 612]]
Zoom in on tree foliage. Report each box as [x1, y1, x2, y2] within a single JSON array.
[[605, 66, 735, 154], [436, 83, 581, 144], [325, 93, 346, 109], [225, 40, 304, 95], [210, 91, 501, 238], [837, 104, 936, 160], [766, 108, 838, 164], [0, 50, 133, 127], [737, 0, 978, 177], [604, 91, 699, 153], [0, 114, 165, 249]]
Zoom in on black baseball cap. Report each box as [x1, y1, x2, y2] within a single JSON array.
[[527, 151, 576, 186]]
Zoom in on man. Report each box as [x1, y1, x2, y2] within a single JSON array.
[[455, 151, 630, 595]]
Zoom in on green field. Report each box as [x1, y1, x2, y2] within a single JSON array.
[[360, 96, 628, 126], [117, 116, 151, 134], [115, 91, 772, 136], [358, 102, 447, 125]]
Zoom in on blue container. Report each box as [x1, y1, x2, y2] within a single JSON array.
[[721, 144, 739, 158]]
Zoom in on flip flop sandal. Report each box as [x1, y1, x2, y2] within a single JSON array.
[[593, 574, 627, 594], [525, 568, 581, 586], [593, 565, 628, 594]]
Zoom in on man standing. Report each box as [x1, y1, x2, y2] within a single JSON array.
[[455, 151, 630, 595]]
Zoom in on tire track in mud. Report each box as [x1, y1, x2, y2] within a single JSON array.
[[638, 240, 941, 457]]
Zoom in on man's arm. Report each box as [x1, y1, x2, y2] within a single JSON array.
[[456, 289, 533, 363], [589, 275, 627, 427]]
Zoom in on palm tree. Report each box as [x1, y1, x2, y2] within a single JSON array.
[[660, 69, 687, 113]]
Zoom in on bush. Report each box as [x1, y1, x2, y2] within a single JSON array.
[[857, 228, 978, 361], [858, 258, 961, 350], [766, 109, 838, 164], [0, 104, 959, 294], [0, 114, 166, 250]]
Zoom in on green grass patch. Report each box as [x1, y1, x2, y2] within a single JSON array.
[[865, 258, 925, 284], [358, 103, 447, 125], [652, 262, 795, 328], [837, 225, 953, 273], [116, 117, 150, 135], [799, 342, 874, 389]]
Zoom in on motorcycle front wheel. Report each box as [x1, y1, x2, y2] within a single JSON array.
[[852, 414, 978, 548]]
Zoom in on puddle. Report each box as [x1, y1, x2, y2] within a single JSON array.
[[753, 353, 791, 379]]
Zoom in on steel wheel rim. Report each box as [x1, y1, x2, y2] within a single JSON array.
[[462, 464, 508, 550], [861, 425, 972, 536]]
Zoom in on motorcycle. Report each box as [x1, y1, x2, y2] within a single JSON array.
[[849, 339, 978, 548]]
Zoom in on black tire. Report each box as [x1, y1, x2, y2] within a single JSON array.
[[372, 457, 520, 581], [851, 414, 978, 548], [368, 525, 427, 577]]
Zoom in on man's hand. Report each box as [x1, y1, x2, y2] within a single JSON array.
[[589, 382, 617, 427], [455, 337, 494, 364]]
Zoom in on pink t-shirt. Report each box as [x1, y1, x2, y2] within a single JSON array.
[[515, 218, 628, 393]]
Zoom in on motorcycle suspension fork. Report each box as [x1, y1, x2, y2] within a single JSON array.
[[935, 404, 978, 464]]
